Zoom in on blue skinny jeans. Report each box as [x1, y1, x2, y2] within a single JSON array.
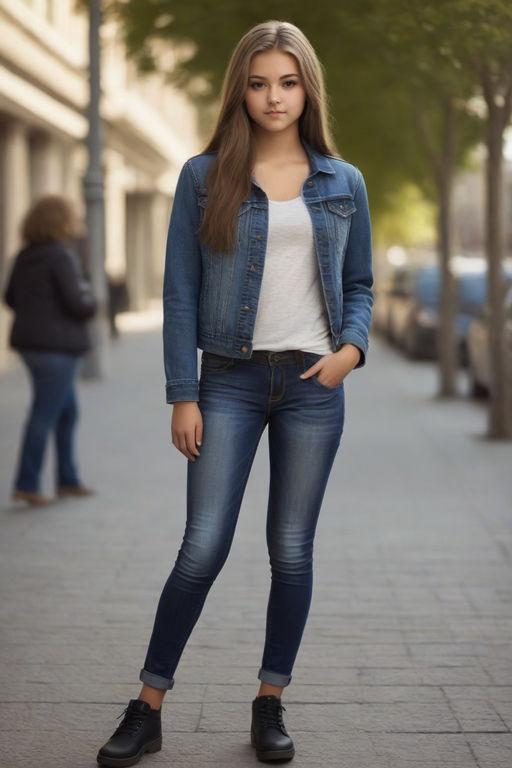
[[14, 351, 80, 492], [141, 350, 345, 690]]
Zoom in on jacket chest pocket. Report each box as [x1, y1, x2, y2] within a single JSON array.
[[324, 198, 356, 250]]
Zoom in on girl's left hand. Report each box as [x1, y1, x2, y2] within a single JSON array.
[[300, 344, 361, 389]]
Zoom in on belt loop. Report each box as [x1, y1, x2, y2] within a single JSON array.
[[297, 350, 305, 369]]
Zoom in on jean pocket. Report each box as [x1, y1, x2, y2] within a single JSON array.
[[311, 375, 341, 391], [201, 351, 235, 373]]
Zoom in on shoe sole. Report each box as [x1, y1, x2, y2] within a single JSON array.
[[251, 731, 295, 762], [97, 736, 162, 767]]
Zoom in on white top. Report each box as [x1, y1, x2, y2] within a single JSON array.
[[252, 196, 332, 355]]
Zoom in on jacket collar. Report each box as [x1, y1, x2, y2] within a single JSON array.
[[302, 140, 336, 175]]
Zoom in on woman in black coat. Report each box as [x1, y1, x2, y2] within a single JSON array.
[[4, 195, 97, 506]]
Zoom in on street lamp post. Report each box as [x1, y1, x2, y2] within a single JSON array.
[[82, 0, 108, 378]]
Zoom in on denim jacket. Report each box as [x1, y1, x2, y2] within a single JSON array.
[[163, 142, 373, 403]]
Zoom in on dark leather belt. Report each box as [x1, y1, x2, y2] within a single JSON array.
[[248, 350, 305, 366]]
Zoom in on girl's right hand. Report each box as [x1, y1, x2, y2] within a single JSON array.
[[171, 402, 203, 461]]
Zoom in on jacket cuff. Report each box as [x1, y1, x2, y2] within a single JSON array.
[[165, 380, 199, 404], [338, 330, 368, 368]]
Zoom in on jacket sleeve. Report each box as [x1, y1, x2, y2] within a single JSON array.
[[52, 247, 97, 320], [162, 160, 202, 403], [339, 168, 374, 366]]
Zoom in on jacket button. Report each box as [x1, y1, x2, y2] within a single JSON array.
[[241, 345, 248, 353], [243, 305, 250, 311], [255, 234, 262, 240], [307, 181, 313, 187], [250, 265, 256, 271]]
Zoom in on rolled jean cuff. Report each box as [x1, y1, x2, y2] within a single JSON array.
[[139, 668, 174, 690], [257, 668, 292, 687]]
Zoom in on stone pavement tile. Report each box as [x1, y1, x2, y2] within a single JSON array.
[[0, 681, 208, 705], [286, 732, 388, 768], [491, 702, 512, 730], [197, 701, 459, 734], [402, 630, 457, 644], [447, 618, 512, 645], [297, 642, 413, 668], [466, 734, 512, 767], [445, 699, 509, 732], [0, 662, 141, 686], [358, 666, 493, 686], [282, 667, 364, 685], [370, 733, 478, 768], [202, 683, 445, 705], [483, 665, 512, 685], [442, 686, 512, 703], [0, 642, 148, 668], [0, 729, 102, 768], [407, 642, 509, 661], [0, 701, 201, 733], [162, 664, 266, 686]]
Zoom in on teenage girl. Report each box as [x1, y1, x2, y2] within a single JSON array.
[[97, 19, 373, 767]]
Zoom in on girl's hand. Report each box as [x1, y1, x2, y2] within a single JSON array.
[[171, 402, 203, 461], [300, 344, 361, 389]]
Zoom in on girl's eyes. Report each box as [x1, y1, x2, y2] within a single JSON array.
[[249, 81, 298, 89]]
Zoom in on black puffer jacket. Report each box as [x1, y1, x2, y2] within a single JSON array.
[[4, 241, 97, 354]]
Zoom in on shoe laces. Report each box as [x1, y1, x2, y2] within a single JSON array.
[[113, 705, 146, 737], [258, 697, 286, 729]]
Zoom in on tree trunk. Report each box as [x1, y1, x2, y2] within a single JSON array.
[[436, 97, 458, 397], [486, 110, 511, 437]]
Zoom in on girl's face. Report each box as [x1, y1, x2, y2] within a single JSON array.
[[245, 49, 306, 135]]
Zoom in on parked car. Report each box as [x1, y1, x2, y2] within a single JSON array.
[[392, 265, 440, 358], [383, 262, 488, 361], [466, 285, 512, 397]]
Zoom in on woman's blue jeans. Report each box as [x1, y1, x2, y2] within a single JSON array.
[[141, 350, 345, 690], [14, 351, 80, 492]]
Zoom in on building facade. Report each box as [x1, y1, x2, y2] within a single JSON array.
[[0, 0, 202, 367]]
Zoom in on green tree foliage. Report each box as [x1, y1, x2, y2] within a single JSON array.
[[111, 0, 437, 225]]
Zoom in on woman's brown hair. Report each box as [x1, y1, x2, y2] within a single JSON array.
[[200, 20, 338, 253], [21, 195, 77, 245]]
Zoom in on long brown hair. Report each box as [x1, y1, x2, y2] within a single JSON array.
[[200, 20, 338, 253], [21, 195, 77, 245]]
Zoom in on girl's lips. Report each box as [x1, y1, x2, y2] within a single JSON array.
[[265, 111, 285, 116]]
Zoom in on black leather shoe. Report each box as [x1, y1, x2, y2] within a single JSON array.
[[251, 695, 295, 762], [97, 699, 162, 767]]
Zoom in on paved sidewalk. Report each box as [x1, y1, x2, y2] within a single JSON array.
[[1, 325, 512, 768]]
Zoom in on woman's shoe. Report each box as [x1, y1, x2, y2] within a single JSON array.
[[97, 699, 162, 767], [251, 695, 295, 762], [57, 484, 94, 497], [12, 489, 52, 506]]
